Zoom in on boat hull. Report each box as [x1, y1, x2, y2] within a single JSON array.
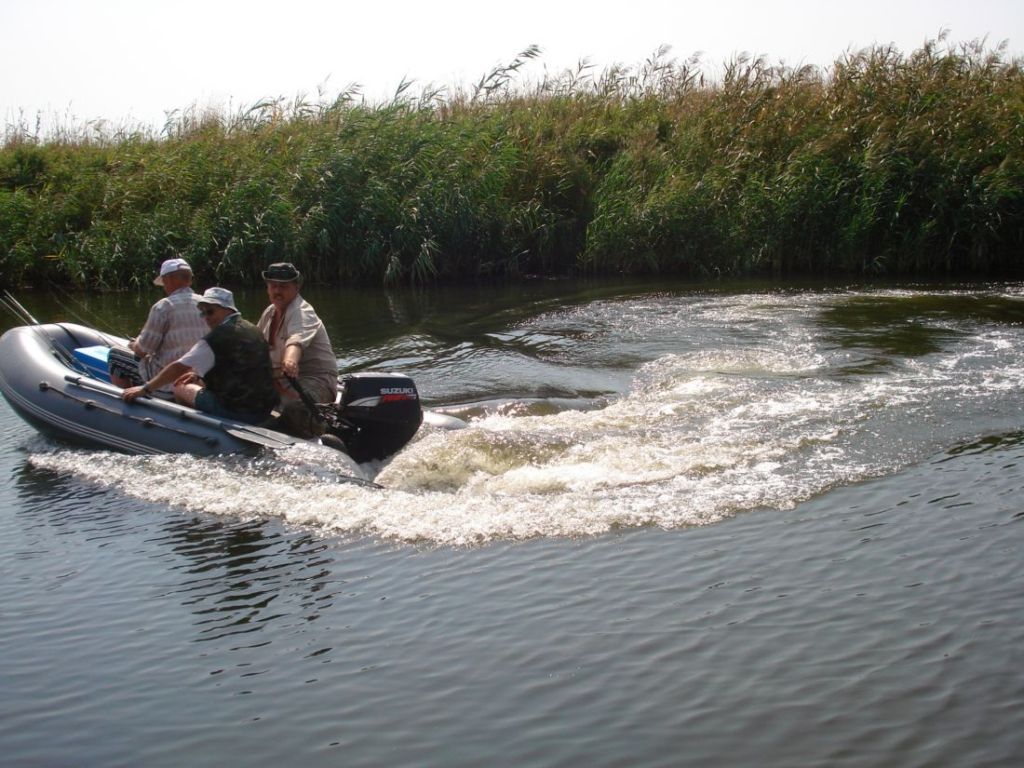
[[0, 323, 286, 455]]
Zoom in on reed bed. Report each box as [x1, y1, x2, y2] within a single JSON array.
[[2, 36, 1022, 289]]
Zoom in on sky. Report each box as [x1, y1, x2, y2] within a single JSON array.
[[2, 0, 1023, 135]]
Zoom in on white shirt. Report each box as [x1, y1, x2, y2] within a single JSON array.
[[177, 312, 240, 376]]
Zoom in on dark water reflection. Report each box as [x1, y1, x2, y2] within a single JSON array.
[[154, 519, 327, 645], [816, 293, 1024, 360]]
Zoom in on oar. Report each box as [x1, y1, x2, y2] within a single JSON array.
[[223, 424, 299, 449], [224, 419, 382, 487]]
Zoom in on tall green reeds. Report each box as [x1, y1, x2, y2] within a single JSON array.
[[2, 35, 1022, 289]]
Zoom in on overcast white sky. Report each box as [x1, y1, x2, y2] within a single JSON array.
[[2, 0, 1022, 134]]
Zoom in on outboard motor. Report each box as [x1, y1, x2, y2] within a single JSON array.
[[325, 372, 423, 463]]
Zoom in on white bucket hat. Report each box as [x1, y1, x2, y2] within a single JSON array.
[[195, 287, 238, 312]]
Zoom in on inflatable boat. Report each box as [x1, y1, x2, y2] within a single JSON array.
[[0, 320, 424, 462]]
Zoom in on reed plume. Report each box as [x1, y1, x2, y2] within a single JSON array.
[[1, 35, 1021, 289]]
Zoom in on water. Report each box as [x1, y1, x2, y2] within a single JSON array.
[[2, 279, 1023, 766]]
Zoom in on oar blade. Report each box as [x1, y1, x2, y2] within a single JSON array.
[[223, 425, 299, 449]]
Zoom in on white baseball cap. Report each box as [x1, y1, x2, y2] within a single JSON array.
[[195, 286, 238, 312], [153, 258, 192, 286]]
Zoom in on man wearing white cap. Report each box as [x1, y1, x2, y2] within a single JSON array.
[[108, 257, 207, 391], [122, 287, 278, 425]]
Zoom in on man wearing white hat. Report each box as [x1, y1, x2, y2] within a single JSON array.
[[122, 287, 278, 425], [108, 257, 207, 392]]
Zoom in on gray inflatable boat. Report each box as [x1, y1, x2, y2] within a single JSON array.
[[0, 322, 297, 455], [0, 321, 426, 461]]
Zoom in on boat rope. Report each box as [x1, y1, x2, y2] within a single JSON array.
[[38, 380, 220, 448]]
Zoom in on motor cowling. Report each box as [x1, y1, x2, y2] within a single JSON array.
[[328, 372, 423, 462]]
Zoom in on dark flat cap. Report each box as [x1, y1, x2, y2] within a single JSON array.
[[262, 262, 301, 282]]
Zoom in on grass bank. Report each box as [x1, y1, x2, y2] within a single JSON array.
[[2, 36, 1022, 289]]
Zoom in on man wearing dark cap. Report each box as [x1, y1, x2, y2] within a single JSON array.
[[122, 287, 278, 425], [257, 262, 338, 437], [109, 257, 207, 391]]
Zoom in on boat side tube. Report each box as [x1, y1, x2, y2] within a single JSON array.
[[0, 324, 293, 455]]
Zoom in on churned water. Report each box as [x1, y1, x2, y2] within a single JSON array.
[[2, 279, 1023, 766]]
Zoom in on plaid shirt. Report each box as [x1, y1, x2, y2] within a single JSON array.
[[135, 287, 208, 379]]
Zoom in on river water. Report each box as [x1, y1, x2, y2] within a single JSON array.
[[1, 279, 1023, 766]]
